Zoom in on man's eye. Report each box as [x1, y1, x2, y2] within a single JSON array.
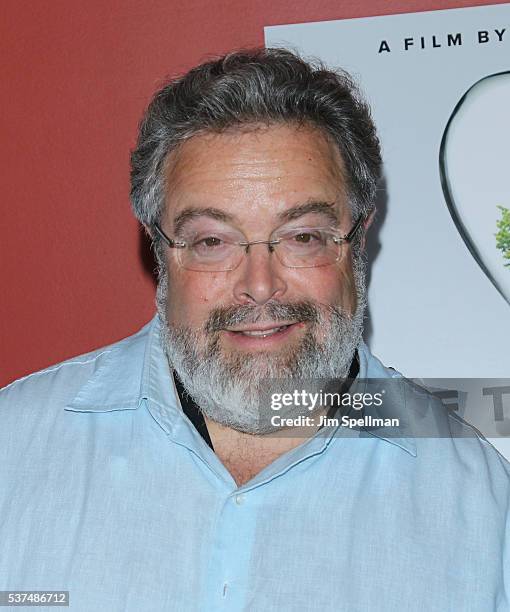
[[293, 232, 321, 243], [193, 236, 223, 248], [295, 233, 313, 243]]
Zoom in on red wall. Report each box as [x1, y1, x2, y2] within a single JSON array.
[[1, 0, 504, 387]]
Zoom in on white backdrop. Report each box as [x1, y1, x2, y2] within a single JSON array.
[[265, 4, 510, 455]]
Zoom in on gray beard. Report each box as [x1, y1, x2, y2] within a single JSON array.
[[156, 259, 367, 434]]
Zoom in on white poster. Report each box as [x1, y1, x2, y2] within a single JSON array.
[[266, 4, 510, 454]]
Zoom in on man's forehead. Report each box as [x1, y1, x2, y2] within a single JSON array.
[[165, 123, 345, 183], [163, 122, 350, 226]]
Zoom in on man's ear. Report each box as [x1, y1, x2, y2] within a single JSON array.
[[360, 208, 376, 251]]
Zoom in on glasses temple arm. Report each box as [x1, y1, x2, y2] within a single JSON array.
[[153, 223, 185, 248], [344, 213, 367, 243]]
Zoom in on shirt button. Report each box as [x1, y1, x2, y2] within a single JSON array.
[[235, 494, 244, 505]]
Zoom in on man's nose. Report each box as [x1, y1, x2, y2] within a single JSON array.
[[232, 243, 287, 306]]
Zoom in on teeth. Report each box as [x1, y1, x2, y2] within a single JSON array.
[[240, 325, 288, 337]]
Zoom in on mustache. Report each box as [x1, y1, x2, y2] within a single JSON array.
[[204, 300, 322, 333]]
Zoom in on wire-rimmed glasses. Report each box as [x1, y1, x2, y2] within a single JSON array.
[[153, 213, 365, 272]]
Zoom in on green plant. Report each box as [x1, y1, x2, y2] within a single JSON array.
[[496, 205, 510, 268]]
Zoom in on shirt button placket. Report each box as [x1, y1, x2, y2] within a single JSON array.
[[207, 489, 257, 611]]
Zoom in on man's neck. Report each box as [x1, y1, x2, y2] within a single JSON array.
[[204, 414, 327, 487], [173, 352, 360, 487]]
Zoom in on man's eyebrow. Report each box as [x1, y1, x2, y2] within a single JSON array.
[[173, 201, 339, 234], [277, 201, 340, 225], [173, 207, 237, 234]]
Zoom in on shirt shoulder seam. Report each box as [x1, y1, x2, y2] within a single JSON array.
[[1, 349, 115, 392]]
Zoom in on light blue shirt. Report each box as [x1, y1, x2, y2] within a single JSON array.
[[1, 316, 509, 611]]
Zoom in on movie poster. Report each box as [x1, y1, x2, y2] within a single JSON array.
[[266, 4, 510, 456]]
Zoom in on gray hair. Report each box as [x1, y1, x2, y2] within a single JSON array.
[[130, 47, 381, 232]]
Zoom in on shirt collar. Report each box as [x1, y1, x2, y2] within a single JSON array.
[[356, 342, 417, 457], [65, 316, 178, 417], [64, 320, 152, 413], [65, 315, 416, 457]]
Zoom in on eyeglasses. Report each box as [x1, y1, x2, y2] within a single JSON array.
[[153, 214, 365, 272]]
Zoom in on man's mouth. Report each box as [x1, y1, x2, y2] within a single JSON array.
[[229, 324, 294, 338], [222, 321, 304, 344]]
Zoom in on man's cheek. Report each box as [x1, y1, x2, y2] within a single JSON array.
[[167, 292, 204, 327]]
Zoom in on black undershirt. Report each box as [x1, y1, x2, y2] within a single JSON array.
[[172, 352, 360, 453]]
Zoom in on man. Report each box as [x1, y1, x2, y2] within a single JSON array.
[[0, 48, 508, 611]]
